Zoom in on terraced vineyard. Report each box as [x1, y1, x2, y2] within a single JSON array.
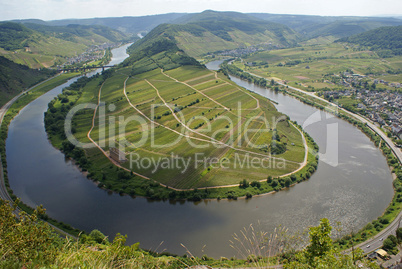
[[65, 65, 306, 189]]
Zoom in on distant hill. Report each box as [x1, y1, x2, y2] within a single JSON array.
[[0, 21, 128, 69], [337, 25, 402, 56], [129, 10, 299, 57], [0, 56, 56, 106], [0, 22, 33, 51], [249, 13, 402, 39], [12, 11, 402, 42], [37, 13, 187, 35], [23, 23, 127, 43]]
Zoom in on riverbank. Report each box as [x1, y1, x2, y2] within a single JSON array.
[[220, 60, 401, 253], [0, 72, 83, 236]]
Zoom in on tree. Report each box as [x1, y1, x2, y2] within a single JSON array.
[[383, 237, 396, 251], [285, 177, 292, 187], [239, 179, 249, 188], [396, 228, 402, 242], [88, 229, 109, 244], [305, 218, 333, 264], [0, 199, 60, 266], [267, 176, 273, 183], [285, 219, 379, 268]]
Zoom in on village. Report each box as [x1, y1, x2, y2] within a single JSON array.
[[57, 42, 118, 69], [321, 71, 402, 140]]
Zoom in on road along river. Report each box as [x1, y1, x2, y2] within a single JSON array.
[[4, 56, 394, 258]]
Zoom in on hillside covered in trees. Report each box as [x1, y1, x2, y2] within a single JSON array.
[[0, 56, 55, 106], [337, 25, 402, 57]]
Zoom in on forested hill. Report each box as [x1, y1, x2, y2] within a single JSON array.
[[0, 22, 33, 51], [250, 13, 402, 39], [128, 10, 299, 58], [337, 25, 402, 56], [0, 56, 56, 107]]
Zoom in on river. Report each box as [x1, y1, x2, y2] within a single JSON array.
[[5, 54, 393, 258]]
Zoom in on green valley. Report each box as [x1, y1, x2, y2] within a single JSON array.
[[0, 22, 128, 69], [2, 7, 402, 269]]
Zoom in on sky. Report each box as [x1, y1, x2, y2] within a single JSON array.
[[1, 0, 401, 21]]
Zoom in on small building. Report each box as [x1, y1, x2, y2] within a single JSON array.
[[375, 249, 388, 258], [109, 147, 127, 163]]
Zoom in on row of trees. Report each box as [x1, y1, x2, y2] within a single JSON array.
[[220, 61, 268, 87]]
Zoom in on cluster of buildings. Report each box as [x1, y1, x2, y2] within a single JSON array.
[[329, 72, 402, 89], [357, 90, 402, 138], [321, 72, 402, 139], [215, 43, 278, 57], [58, 43, 117, 69]]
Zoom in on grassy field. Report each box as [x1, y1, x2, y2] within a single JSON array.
[[242, 43, 402, 91], [55, 65, 308, 190]]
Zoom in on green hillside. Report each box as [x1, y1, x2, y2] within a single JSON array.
[[0, 22, 128, 69], [337, 25, 402, 56], [24, 23, 127, 44], [130, 10, 299, 58], [42, 13, 186, 34], [0, 22, 33, 51], [250, 13, 402, 40], [0, 56, 56, 107]]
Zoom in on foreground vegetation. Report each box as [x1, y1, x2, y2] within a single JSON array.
[[0, 199, 381, 268]]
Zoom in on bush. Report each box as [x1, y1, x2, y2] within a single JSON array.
[[250, 181, 261, 189], [267, 176, 273, 183], [239, 179, 249, 188]]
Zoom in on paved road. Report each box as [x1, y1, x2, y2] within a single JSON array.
[[356, 215, 402, 254], [244, 70, 402, 254]]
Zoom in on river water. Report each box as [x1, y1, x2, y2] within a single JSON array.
[[5, 53, 393, 257]]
